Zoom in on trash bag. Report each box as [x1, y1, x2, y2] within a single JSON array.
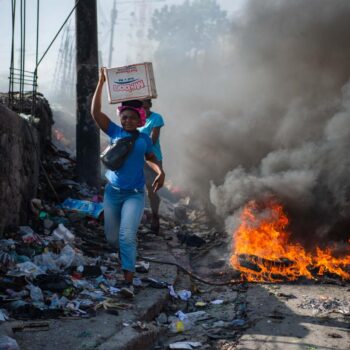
[[57, 245, 75, 269], [28, 284, 44, 302]]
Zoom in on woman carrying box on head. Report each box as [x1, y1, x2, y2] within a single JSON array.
[[91, 67, 165, 298]]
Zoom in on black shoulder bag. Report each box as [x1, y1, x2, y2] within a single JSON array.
[[100, 131, 139, 171]]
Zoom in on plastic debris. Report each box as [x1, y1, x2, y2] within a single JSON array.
[[231, 319, 247, 328], [52, 224, 75, 243], [176, 310, 208, 322], [169, 318, 192, 333], [61, 198, 104, 219], [11, 262, 45, 278], [299, 296, 350, 315], [142, 277, 168, 289], [19, 226, 41, 244], [168, 285, 178, 298], [177, 290, 192, 301], [132, 277, 142, 287], [135, 261, 149, 273], [57, 245, 76, 269], [211, 299, 224, 305], [169, 341, 202, 349], [30, 198, 43, 216], [28, 284, 44, 302], [0, 309, 9, 322], [195, 301, 207, 307], [168, 287, 191, 301]]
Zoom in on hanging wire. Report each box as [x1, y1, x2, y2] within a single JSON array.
[[19, 0, 23, 111], [31, 0, 40, 117], [9, 0, 80, 115], [8, 0, 16, 108], [36, 0, 81, 69]]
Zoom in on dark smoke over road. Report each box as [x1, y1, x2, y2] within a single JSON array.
[[156, 0, 350, 245]]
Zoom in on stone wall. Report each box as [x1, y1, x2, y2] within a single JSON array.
[[0, 97, 53, 234]]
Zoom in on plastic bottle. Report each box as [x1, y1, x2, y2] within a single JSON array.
[[169, 317, 192, 333]]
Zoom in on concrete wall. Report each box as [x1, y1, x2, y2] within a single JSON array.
[[0, 104, 41, 234]]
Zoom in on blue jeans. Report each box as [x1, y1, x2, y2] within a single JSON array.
[[103, 183, 145, 272]]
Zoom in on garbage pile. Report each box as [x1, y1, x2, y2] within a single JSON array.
[[155, 282, 249, 349], [0, 142, 243, 349], [299, 296, 350, 315]]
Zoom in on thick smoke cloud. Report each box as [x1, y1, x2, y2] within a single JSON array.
[[155, 0, 350, 245]]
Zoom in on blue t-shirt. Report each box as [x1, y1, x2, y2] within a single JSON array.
[[105, 121, 153, 190], [138, 112, 164, 161]]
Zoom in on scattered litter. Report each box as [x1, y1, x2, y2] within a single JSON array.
[[135, 261, 149, 273], [95, 299, 132, 311], [231, 318, 247, 328], [52, 224, 75, 243], [132, 277, 142, 287], [30, 198, 43, 216], [0, 309, 9, 322], [168, 285, 178, 298], [168, 287, 191, 301], [61, 198, 104, 219], [142, 277, 168, 289], [177, 290, 192, 301], [299, 296, 350, 315], [195, 301, 207, 307], [276, 292, 297, 300], [10, 261, 45, 278], [327, 333, 342, 338], [169, 341, 202, 349], [169, 318, 192, 333], [132, 321, 149, 331], [175, 310, 208, 323], [28, 284, 44, 302], [211, 299, 224, 305]]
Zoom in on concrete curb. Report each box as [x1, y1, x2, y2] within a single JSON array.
[[98, 324, 162, 350], [95, 239, 177, 350]]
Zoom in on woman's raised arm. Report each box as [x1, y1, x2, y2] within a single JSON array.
[[91, 67, 111, 134]]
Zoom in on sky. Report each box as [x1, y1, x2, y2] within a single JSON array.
[[0, 0, 244, 93]]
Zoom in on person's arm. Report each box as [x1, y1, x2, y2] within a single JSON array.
[[145, 152, 165, 192], [91, 67, 111, 134], [150, 126, 161, 145]]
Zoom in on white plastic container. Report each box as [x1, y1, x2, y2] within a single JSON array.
[[105, 62, 157, 104]]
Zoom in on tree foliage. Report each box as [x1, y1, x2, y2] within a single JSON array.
[[149, 0, 229, 60]]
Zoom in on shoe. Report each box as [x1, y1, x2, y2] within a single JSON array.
[[120, 284, 134, 298]]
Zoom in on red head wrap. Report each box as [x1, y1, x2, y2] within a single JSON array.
[[117, 105, 146, 127]]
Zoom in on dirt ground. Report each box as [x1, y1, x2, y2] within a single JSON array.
[[237, 283, 350, 350]]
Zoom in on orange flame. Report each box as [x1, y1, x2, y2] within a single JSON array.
[[230, 200, 350, 282]]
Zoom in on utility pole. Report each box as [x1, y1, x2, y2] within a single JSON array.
[[76, 0, 100, 188], [108, 0, 118, 67]]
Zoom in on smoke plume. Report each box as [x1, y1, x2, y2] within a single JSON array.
[[154, 0, 350, 245]]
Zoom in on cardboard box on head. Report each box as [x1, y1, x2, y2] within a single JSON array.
[[105, 62, 157, 104]]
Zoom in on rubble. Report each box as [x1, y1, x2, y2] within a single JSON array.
[[298, 296, 350, 315]]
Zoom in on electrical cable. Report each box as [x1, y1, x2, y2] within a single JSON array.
[[139, 256, 243, 287], [36, 0, 81, 69]]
